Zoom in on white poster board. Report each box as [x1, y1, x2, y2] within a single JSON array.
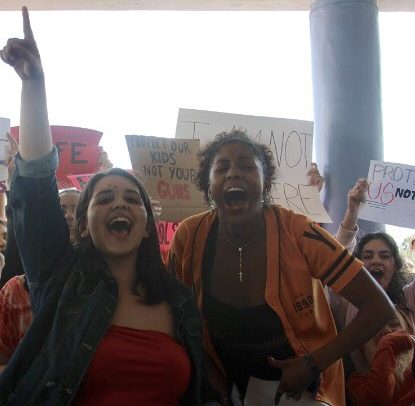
[[359, 160, 415, 228], [175, 108, 331, 223], [0, 118, 10, 182]]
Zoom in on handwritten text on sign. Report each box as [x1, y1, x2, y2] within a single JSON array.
[[175, 108, 331, 223], [125, 135, 206, 221], [11, 125, 102, 188], [359, 160, 415, 228]]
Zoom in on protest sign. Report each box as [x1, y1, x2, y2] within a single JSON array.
[[157, 220, 180, 259], [11, 125, 102, 188], [359, 160, 415, 228], [125, 135, 207, 221], [0, 118, 10, 184], [175, 108, 331, 223], [68, 173, 95, 191]]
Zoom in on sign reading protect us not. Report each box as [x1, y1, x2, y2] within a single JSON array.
[[359, 160, 415, 228], [125, 135, 207, 221], [175, 108, 331, 223]]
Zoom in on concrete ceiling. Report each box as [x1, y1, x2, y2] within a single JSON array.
[[0, 0, 414, 12]]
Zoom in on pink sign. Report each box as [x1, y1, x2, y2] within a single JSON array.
[[11, 125, 102, 188]]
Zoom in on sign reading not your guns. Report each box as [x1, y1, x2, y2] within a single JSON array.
[[125, 135, 207, 221], [359, 160, 415, 228], [175, 108, 331, 223]]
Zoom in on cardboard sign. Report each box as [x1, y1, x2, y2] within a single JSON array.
[[11, 126, 102, 188], [0, 118, 10, 183], [359, 160, 415, 228], [125, 135, 207, 221], [175, 108, 331, 223], [67, 173, 95, 191]]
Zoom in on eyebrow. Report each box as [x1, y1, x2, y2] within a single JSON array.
[[362, 249, 392, 254], [214, 156, 256, 163], [124, 189, 141, 195], [95, 188, 141, 197]]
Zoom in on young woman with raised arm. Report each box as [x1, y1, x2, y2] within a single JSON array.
[[0, 8, 208, 405]]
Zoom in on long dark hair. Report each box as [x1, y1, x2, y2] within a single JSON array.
[[354, 232, 411, 306], [74, 168, 167, 304]]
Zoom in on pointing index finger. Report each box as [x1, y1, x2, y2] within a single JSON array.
[[22, 6, 34, 41]]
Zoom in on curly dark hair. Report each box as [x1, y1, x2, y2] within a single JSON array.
[[74, 168, 168, 305], [354, 232, 412, 306], [196, 129, 276, 204]]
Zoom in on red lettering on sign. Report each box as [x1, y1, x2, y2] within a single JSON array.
[[157, 181, 190, 201]]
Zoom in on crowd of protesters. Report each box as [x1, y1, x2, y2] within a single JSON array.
[[0, 7, 413, 406]]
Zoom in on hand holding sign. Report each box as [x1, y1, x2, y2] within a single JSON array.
[[307, 163, 324, 192], [0, 7, 43, 80], [348, 178, 368, 213]]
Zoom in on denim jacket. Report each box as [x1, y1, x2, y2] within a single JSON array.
[[0, 148, 204, 405]]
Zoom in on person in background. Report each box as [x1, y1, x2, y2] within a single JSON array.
[[0, 8, 205, 405], [326, 179, 415, 405], [0, 273, 31, 374], [346, 326, 415, 405], [330, 180, 415, 348], [0, 188, 81, 374], [168, 129, 395, 405], [354, 233, 414, 333], [59, 188, 80, 243]]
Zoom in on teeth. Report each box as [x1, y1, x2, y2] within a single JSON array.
[[226, 187, 245, 193], [109, 217, 131, 226]]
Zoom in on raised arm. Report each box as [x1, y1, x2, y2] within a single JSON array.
[[0, 9, 71, 305], [335, 178, 368, 251], [0, 7, 52, 159]]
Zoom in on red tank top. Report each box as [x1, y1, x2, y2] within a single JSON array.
[[73, 325, 191, 405]]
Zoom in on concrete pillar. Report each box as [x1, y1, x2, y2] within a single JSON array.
[[310, 0, 384, 236]]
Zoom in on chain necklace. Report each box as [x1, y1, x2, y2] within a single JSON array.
[[222, 221, 264, 283]]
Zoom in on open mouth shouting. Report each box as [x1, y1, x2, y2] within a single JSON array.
[[107, 216, 132, 237], [369, 269, 384, 283], [224, 187, 248, 209]]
